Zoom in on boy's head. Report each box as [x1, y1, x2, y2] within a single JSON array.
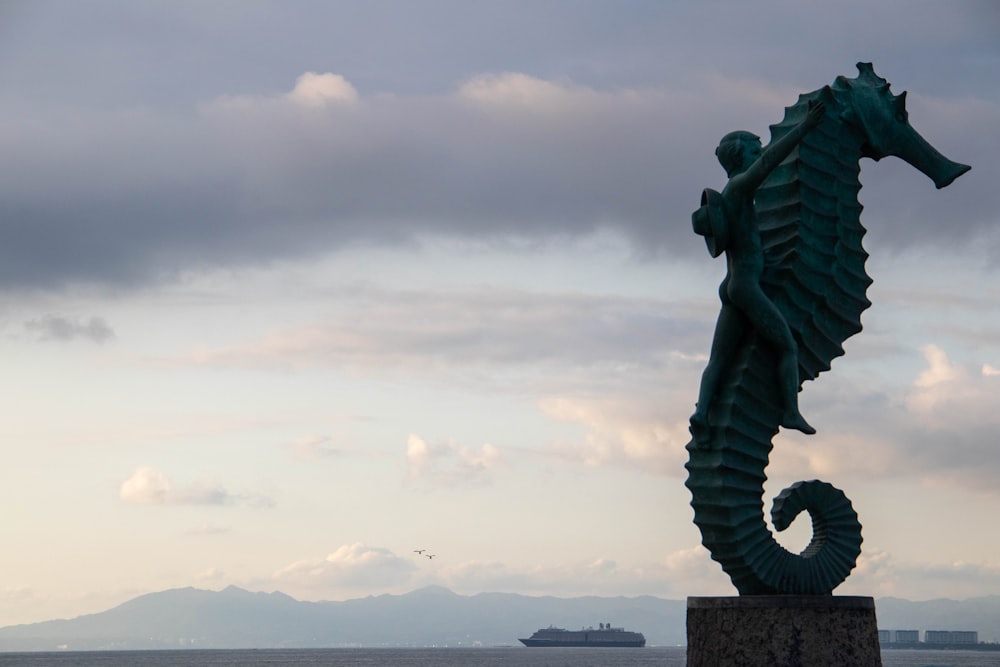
[[716, 131, 761, 177]]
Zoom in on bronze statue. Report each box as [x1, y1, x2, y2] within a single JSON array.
[[685, 63, 970, 595]]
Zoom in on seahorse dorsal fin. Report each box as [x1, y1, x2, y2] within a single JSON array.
[[855, 61, 891, 90]]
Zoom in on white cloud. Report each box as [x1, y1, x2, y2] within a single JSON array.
[[913, 344, 962, 389], [118, 467, 274, 508], [767, 429, 899, 481], [458, 442, 500, 471], [659, 546, 734, 596], [284, 434, 341, 460], [273, 543, 417, 595], [835, 548, 901, 598], [119, 467, 172, 505], [200, 71, 359, 116], [457, 73, 594, 112], [538, 395, 689, 475], [405, 434, 503, 487], [405, 434, 431, 481], [905, 344, 999, 426], [286, 72, 359, 107]]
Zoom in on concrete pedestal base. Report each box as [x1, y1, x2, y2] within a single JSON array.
[[687, 595, 881, 667]]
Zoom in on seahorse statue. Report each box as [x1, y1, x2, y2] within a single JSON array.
[[685, 62, 970, 595]]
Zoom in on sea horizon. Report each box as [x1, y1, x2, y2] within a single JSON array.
[[0, 646, 998, 667]]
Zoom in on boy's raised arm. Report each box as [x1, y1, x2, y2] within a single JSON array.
[[740, 100, 825, 192]]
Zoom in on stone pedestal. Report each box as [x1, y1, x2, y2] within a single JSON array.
[[686, 595, 881, 667]]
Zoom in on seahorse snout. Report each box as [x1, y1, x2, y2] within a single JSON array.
[[934, 160, 972, 189]]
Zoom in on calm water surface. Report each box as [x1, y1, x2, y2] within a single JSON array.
[[0, 648, 682, 666], [0, 647, 994, 666], [880, 649, 1000, 667]]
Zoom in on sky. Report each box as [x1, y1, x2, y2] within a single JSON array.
[[0, 0, 998, 628]]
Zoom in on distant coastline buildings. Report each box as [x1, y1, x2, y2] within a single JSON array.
[[879, 629, 979, 645]]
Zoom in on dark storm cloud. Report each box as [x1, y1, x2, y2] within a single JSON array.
[[3, 1, 996, 106], [0, 1, 995, 290]]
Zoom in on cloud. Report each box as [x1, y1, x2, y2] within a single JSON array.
[[434, 541, 1000, 602], [457, 72, 599, 112], [283, 434, 341, 460], [177, 286, 702, 380], [24, 315, 115, 343], [273, 543, 417, 595], [286, 72, 359, 107], [404, 434, 431, 480], [1, 57, 990, 291], [895, 346, 1000, 488], [195, 568, 228, 583], [405, 434, 502, 487], [203, 70, 359, 114], [908, 344, 965, 410], [118, 467, 274, 508], [756, 343, 1000, 493], [0, 587, 36, 603], [838, 549, 1000, 601], [119, 467, 171, 505], [440, 548, 732, 599], [538, 395, 689, 476]]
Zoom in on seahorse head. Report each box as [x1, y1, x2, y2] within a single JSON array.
[[831, 62, 970, 188]]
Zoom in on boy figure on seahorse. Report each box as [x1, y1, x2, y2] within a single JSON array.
[[690, 99, 826, 444]]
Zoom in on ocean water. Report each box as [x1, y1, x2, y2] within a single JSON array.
[[0, 647, 994, 666], [880, 649, 1000, 667], [0, 648, 683, 666]]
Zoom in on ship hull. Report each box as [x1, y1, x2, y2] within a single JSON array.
[[519, 638, 645, 648], [519, 625, 646, 648]]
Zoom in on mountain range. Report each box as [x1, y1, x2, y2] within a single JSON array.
[[0, 586, 997, 651]]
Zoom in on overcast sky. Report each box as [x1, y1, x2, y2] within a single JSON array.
[[0, 0, 998, 629]]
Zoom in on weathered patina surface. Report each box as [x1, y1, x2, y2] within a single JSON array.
[[686, 62, 970, 595]]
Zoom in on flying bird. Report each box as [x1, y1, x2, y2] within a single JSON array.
[[413, 549, 425, 555], [426, 554, 435, 559]]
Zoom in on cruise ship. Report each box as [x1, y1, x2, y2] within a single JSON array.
[[519, 623, 646, 647]]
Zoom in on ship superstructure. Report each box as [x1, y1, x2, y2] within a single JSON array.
[[519, 623, 646, 647]]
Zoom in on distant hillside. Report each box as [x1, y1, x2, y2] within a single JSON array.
[[2, 586, 999, 651], [876, 595, 1000, 639], [0, 586, 686, 651]]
